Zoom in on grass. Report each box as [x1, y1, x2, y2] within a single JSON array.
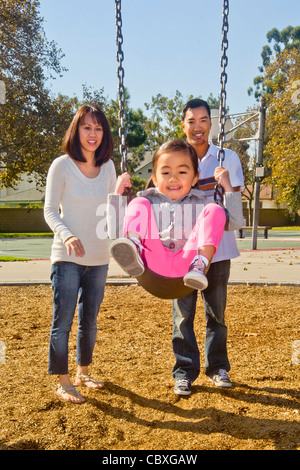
[[0, 256, 30, 262], [2, 229, 300, 238], [0, 233, 53, 238], [272, 226, 300, 231]]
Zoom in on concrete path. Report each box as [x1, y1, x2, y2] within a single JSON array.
[[0, 248, 299, 286]]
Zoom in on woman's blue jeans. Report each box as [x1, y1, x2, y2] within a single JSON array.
[[48, 262, 108, 375], [172, 260, 231, 382]]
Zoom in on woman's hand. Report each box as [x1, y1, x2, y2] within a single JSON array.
[[214, 166, 233, 192], [64, 236, 85, 257], [115, 172, 132, 195]]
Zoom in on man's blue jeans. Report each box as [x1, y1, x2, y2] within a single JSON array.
[[48, 261, 108, 375], [172, 260, 231, 382]]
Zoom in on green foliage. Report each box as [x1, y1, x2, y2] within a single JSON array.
[[247, 24, 300, 215], [143, 90, 223, 151], [83, 86, 147, 174], [143, 90, 187, 149], [263, 48, 300, 214], [0, 0, 76, 188], [249, 25, 300, 100], [0, 2, 147, 186], [0, 256, 30, 261], [130, 175, 148, 196]]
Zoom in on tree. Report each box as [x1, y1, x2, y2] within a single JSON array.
[[248, 25, 300, 100], [94, 88, 147, 174], [263, 48, 300, 215], [81, 85, 148, 177], [143, 90, 189, 150], [0, 0, 71, 188], [143, 90, 224, 150], [0, 0, 147, 190], [247, 25, 300, 217]]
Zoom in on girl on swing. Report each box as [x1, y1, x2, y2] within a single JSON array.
[[109, 139, 243, 291]]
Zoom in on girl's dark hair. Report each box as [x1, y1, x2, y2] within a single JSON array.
[[146, 139, 199, 189], [152, 139, 199, 176], [62, 105, 113, 167]]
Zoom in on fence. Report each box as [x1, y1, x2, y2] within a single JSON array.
[[0, 208, 50, 233]]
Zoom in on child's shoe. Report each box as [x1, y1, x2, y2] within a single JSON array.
[[183, 256, 208, 291], [110, 238, 145, 276]]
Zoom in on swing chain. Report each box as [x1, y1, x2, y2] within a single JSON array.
[[115, 0, 128, 173], [215, 0, 229, 204]]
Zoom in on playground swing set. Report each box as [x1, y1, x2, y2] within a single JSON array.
[[114, 0, 230, 299]]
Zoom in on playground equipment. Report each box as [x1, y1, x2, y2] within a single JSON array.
[[114, 0, 230, 299]]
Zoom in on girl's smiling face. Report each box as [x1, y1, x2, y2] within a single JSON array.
[[152, 151, 199, 200]]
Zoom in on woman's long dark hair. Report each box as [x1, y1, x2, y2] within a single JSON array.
[[62, 105, 113, 167]]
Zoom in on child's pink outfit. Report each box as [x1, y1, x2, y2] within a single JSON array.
[[108, 186, 244, 284], [122, 196, 226, 278]]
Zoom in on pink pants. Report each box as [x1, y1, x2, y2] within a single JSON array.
[[123, 197, 226, 278]]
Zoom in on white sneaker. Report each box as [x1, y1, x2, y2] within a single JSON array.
[[183, 256, 208, 291], [209, 369, 232, 388], [110, 238, 145, 276]]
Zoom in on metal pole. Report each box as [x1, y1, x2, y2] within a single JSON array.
[[251, 97, 266, 250]]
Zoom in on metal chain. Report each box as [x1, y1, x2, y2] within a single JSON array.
[[215, 0, 229, 204], [115, 0, 128, 173]]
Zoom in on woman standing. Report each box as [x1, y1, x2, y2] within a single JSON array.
[[44, 105, 116, 403]]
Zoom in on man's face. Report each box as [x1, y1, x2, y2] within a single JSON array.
[[182, 106, 212, 149]]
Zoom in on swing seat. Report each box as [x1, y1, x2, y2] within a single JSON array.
[[136, 267, 194, 299], [111, 238, 194, 299]]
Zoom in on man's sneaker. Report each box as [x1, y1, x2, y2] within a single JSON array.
[[209, 369, 232, 388], [183, 256, 208, 291], [174, 378, 191, 396], [110, 238, 145, 276]]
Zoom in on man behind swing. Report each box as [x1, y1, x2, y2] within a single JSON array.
[[172, 98, 244, 396]]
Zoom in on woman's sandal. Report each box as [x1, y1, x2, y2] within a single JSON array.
[[54, 384, 85, 403], [75, 374, 104, 389]]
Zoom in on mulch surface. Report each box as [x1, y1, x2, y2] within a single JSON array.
[[0, 284, 299, 450]]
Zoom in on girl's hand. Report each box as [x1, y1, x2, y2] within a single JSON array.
[[115, 172, 132, 195], [214, 166, 233, 192], [64, 236, 85, 257]]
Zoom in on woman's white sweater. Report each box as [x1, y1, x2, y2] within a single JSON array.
[[44, 154, 116, 266]]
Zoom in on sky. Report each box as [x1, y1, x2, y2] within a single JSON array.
[[39, 0, 300, 117]]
